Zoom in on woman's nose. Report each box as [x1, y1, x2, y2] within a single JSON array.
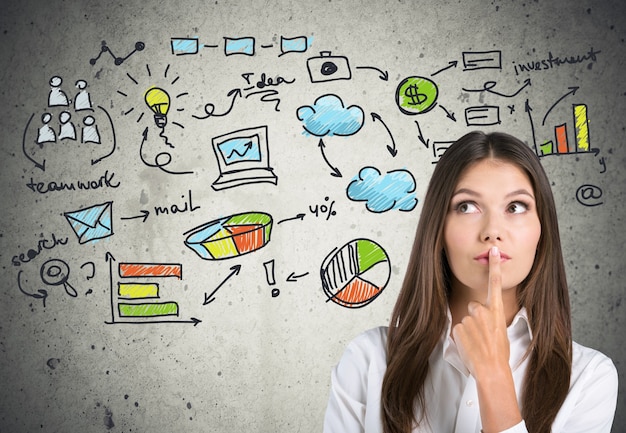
[[481, 214, 503, 242]]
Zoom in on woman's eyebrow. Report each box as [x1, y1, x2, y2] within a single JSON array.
[[451, 188, 479, 197], [505, 189, 535, 199], [451, 188, 535, 199]]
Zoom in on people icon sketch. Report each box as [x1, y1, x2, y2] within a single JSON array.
[[58, 111, 76, 141], [323, 131, 618, 433], [81, 115, 101, 144], [36, 113, 56, 146], [48, 75, 70, 107], [74, 79, 93, 111]]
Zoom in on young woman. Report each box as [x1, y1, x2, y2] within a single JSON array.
[[323, 131, 618, 433]]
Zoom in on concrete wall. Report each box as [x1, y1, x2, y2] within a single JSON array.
[[1, 0, 624, 431]]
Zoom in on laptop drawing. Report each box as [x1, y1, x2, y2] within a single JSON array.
[[211, 125, 278, 191]]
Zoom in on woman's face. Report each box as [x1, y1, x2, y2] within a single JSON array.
[[443, 158, 541, 297]]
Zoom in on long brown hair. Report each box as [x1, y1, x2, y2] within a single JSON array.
[[382, 131, 572, 433]]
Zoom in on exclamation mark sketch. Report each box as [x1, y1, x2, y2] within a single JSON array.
[[264, 260, 280, 297]]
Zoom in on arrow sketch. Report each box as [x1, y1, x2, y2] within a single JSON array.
[[355, 66, 389, 81], [371, 113, 397, 157], [91, 105, 117, 165], [140, 127, 193, 175], [431, 60, 458, 76], [204, 265, 242, 305], [17, 270, 49, 307], [286, 271, 309, 282], [22, 113, 46, 171], [121, 210, 150, 222], [277, 213, 306, 225], [462, 78, 531, 98], [414, 120, 430, 149], [318, 139, 342, 177], [541, 86, 579, 126], [193, 88, 242, 119]]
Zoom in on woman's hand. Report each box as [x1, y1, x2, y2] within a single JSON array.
[[452, 246, 522, 433]]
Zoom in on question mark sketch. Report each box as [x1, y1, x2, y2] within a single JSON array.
[[81, 261, 96, 280]]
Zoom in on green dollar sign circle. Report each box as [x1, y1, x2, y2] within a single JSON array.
[[396, 76, 439, 115]]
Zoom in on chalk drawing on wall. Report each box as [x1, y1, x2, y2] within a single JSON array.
[[321, 238, 391, 308], [48, 75, 70, 107], [13, 35, 612, 329], [575, 184, 604, 207], [144, 86, 172, 129], [119, 64, 187, 128], [462, 50, 503, 71], [193, 71, 295, 118], [171, 35, 311, 57], [17, 270, 49, 307], [116, 63, 193, 175], [224, 37, 255, 56], [431, 140, 455, 163], [139, 126, 194, 175], [106, 254, 200, 325], [317, 138, 343, 177], [184, 211, 273, 261], [64, 201, 114, 244], [346, 167, 418, 213], [264, 260, 280, 298], [278, 35, 310, 56], [371, 112, 399, 157], [465, 105, 501, 126], [171, 37, 202, 55], [535, 103, 597, 158], [204, 265, 242, 304], [209, 125, 278, 191], [307, 51, 352, 82], [308, 196, 337, 220], [297, 94, 365, 137], [296, 94, 365, 177], [89, 40, 145, 66], [462, 78, 531, 98], [16, 257, 90, 307], [395, 76, 439, 115], [40, 258, 78, 298], [23, 76, 116, 171]]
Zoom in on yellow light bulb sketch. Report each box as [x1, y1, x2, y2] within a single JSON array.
[[144, 87, 170, 128]]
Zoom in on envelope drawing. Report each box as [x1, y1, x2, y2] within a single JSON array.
[[64, 201, 113, 244]]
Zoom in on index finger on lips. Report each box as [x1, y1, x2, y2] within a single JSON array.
[[486, 246, 503, 311]]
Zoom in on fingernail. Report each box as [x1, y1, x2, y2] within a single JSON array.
[[490, 246, 499, 256]]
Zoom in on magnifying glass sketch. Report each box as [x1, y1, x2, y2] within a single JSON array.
[[40, 259, 78, 298]]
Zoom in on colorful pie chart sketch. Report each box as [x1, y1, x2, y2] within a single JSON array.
[[321, 238, 391, 308], [184, 211, 273, 260]]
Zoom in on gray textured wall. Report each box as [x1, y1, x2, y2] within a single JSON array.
[[1, 0, 624, 432]]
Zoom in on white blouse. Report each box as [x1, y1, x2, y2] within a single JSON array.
[[323, 308, 618, 433]]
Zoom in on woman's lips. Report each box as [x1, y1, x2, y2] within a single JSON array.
[[474, 250, 511, 264]]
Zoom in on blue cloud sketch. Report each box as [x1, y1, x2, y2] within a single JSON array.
[[347, 167, 418, 213], [296, 94, 364, 137]]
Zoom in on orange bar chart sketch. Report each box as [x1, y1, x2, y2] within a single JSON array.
[[556, 123, 569, 154], [106, 254, 200, 325], [539, 104, 593, 157]]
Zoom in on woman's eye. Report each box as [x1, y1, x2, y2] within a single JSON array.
[[508, 202, 529, 214], [456, 202, 478, 213]]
